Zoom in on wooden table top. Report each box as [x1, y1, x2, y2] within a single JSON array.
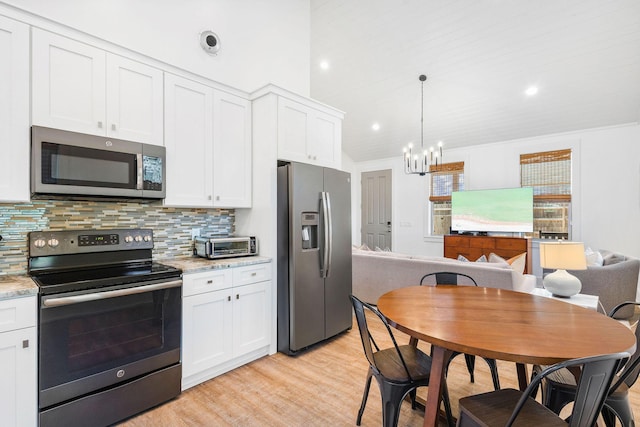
[[377, 285, 636, 366]]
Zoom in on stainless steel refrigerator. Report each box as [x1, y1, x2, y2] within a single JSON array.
[[277, 161, 352, 354]]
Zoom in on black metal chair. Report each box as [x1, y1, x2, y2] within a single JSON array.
[[457, 352, 629, 427], [534, 301, 640, 427], [419, 272, 501, 390], [349, 294, 454, 427]]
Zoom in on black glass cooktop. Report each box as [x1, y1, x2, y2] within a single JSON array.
[[32, 261, 181, 295]]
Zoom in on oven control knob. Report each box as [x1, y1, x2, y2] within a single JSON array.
[[124, 235, 133, 243], [47, 238, 59, 248], [134, 235, 143, 242], [143, 235, 152, 242], [34, 238, 46, 248]]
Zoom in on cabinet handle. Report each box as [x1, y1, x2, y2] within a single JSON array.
[[308, 154, 311, 159], [227, 296, 231, 301], [216, 195, 220, 201], [251, 272, 257, 276], [97, 121, 103, 128], [236, 294, 239, 300], [207, 280, 213, 284], [111, 123, 117, 131], [208, 195, 212, 200], [313, 155, 317, 160], [23, 339, 29, 348]]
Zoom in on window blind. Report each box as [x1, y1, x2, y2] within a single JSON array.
[[520, 149, 571, 201], [429, 161, 464, 202]]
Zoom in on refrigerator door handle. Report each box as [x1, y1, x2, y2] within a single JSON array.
[[321, 191, 333, 278]]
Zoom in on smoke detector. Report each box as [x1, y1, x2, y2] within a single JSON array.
[[200, 31, 220, 55]]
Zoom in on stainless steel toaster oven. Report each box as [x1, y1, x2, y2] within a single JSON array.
[[194, 236, 258, 259]]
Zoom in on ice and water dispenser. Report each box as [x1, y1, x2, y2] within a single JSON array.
[[301, 212, 318, 250]]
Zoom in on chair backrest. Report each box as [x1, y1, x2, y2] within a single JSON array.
[[510, 352, 629, 427], [608, 301, 640, 390], [349, 294, 413, 380], [419, 271, 478, 287]]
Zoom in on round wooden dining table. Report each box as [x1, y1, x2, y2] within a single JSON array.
[[377, 285, 636, 427]]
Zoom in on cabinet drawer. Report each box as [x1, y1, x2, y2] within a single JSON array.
[[444, 236, 470, 248], [233, 263, 272, 286], [183, 269, 233, 297], [495, 238, 526, 251], [469, 237, 496, 249], [0, 296, 36, 333]]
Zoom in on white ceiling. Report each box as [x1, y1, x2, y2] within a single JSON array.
[[309, 0, 640, 162]]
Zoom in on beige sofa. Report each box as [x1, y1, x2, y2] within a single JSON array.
[[352, 249, 536, 305]]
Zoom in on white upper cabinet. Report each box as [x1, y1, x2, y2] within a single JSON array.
[[164, 73, 252, 208], [277, 96, 342, 168], [106, 54, 163, 144], [212, 91, 252, 208], [32, 28, 163, 145], [164, 74, 214, 206], [0, 15, 29, 202]]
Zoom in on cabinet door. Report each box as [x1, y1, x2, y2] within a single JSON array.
[[0, 327, 37, 427], [32, 28, 106, 135], [163, 74, 214, 206], [277, 97, 311, 163], [106, 54, 163, 145], [312, 110, 341, 168], [212, 91, 252, 207], [182, 289, 233, 377], [0, 16, 29, 201], [232, 281, 269, 357]]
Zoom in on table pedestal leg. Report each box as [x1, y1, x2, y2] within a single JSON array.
[[423, 345, 452, 427]]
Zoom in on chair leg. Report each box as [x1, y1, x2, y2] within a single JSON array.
[[464, 354, 476, 383], [483, 358, 501, 390], [604, 396, 634, 427], [379, 382, 412, 427], [441, 382, 455, 427], [356, 369, 374, 426]]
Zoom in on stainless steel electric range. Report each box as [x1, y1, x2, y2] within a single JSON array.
[[28, 228, 182, 427]]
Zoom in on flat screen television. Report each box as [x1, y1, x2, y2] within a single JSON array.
[[451, 187, 534, 233]]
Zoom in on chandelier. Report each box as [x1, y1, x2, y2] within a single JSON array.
[[402, 74, 443, 176]]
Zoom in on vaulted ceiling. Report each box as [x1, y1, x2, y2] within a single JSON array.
[[309, 0, 640, 162]]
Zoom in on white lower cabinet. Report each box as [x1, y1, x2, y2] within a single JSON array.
[[0, 296, 37, 427], [181, 263, 271, 390]]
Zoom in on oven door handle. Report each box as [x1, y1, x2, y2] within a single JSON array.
[[42, 280, 182, 308]]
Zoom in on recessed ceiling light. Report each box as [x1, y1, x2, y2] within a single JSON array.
[[371, 123, 380, 131], [319, 60, 330, 70], [525, 86, 539, 96]]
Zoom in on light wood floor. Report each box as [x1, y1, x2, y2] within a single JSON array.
[[119, 314, 639, 427]]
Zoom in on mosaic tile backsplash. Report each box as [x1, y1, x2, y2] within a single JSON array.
[[0, 200, 234, 275]]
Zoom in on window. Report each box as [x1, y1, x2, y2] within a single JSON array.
[[429, 161, 464, 235], [520, 149, 571, 239]]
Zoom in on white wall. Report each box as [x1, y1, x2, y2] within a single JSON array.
[[350, 123, 640, 262], [1, 0, 310, 95]]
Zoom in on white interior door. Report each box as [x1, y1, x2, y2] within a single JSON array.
[[361, 169, 392, 249]]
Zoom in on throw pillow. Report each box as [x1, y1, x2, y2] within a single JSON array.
[[457, 254, 487, 262], [603, 252, 626, 265], [507, 253, 527, 275], [584, 247, 604, 266], [488, 252, 510, 268]]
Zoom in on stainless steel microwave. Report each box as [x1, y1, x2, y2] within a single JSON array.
[[31, 126, 166, 199]]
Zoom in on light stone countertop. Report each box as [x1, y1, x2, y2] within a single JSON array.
[[0, 275, 39, 300], [0, 256, 272, 301], [159, 256, 272, 275]]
